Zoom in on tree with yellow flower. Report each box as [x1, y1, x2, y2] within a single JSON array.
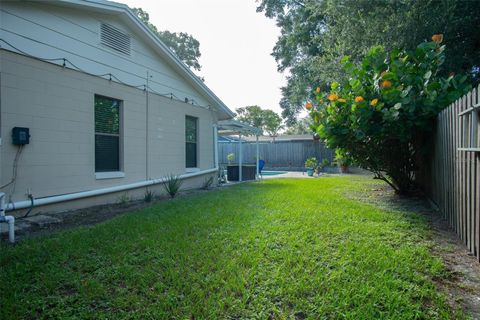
[[308, 37, 470, 194]]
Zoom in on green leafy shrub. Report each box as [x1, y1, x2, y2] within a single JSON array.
[[320, 158, 330, 169], [333, 149, 353, 167], [304, 157, 317, 169], [309, 36, 470, 194], [227, 153, 235, 164]]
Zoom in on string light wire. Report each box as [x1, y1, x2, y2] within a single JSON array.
[[0, 38, 214, 110]]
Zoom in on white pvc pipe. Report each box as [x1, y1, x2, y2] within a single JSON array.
[[4, 216, 15, 243], [0, 192, 15, 243], [6, 168, 217, 212]]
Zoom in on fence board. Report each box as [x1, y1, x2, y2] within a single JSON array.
[[423, 87, 480, 261], [218, 139, 334, 171]]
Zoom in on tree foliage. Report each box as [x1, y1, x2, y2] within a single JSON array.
[[263, 110, 284, 139], [235, 105, 283, 138], [284, 117, 312, 135], [132, 8, 202, 71], [309, 38, 470, 194], [236, 105, 265, 129], [257, 0, 480, 123]]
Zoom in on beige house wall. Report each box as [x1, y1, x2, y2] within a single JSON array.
[[0, 50, 218, 215]]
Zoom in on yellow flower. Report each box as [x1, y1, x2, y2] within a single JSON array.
[[338, 98, 346, 103], [431, 34, 443, 43], [381, 80, 392, 89], [315, 87, 321, 94], [354, 96, 364, 103], [328, 93, 339, 101], [370, 98, 379, 106], [305, 102, 313, 110]]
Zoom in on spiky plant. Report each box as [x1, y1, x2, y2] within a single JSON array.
[[162, 174, 183, 198]]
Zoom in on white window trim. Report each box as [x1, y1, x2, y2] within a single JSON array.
[[94, 94, 124, 173], [185, 115, 199, 168], [95, 171, 125, 180]]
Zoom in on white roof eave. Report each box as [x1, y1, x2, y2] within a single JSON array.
[[217, 120, 261, 136]]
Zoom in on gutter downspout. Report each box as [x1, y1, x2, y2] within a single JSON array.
[[213, 124, 218, 169], [0, 192, 15, 243], [6, 168, 217, 212], [145, 71, 150, 181]]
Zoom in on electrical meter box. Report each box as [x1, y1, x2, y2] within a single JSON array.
[[12, 127, 30, 145]]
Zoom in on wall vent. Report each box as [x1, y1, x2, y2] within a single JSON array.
[[100, 23, 131, 55]]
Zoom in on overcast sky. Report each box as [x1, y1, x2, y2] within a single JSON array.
[[120, 0, 286, 114]]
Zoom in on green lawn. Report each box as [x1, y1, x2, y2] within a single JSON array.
[[1, 177, 463, 319]]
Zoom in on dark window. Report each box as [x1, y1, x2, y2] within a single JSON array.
[[95, 95, 121, 172], [186, 116, 197, 168]]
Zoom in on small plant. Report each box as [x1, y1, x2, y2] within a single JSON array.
[[316, 158, 331, 175], [333, 149, 353, 167], [334, 149, 353, 173], [144, 190, 155, 203], [305, 157, 317, 177], [118, 193, 130, 206], [304, 157, 317, 169], [227, 153, 235, 164], [202, 176, 214, 190], [320, 158, 330, 169], [162, 174, 183, 198]]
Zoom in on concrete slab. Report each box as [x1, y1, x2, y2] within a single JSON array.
[[262, 171, 321, 179], [23, 214, 63, 227]]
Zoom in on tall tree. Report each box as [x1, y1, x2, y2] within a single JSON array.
[[132, 8, 202, 71], [235, 106, 284, 139], [257, 0, 480, 124], [235, 105, 266, 130], [262, 110, 284, 141]]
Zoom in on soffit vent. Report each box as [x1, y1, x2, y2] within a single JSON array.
[[100, 23, 131, 55]]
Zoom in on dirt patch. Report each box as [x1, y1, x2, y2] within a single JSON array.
[[352, 184, 480, 319], [5, 187, 218, 241]]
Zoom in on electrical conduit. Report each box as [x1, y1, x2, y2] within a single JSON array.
[[6, 168, 217, 212]]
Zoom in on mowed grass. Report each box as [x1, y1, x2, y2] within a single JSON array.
[[0, 177, 463, 319]]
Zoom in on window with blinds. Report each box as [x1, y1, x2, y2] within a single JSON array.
[[95, 95, 121, 172], [186, 116, 198, 168]]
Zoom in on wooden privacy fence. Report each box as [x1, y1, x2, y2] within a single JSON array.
[[422, 85, 480, 261], [218, 140, 334, 171]]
